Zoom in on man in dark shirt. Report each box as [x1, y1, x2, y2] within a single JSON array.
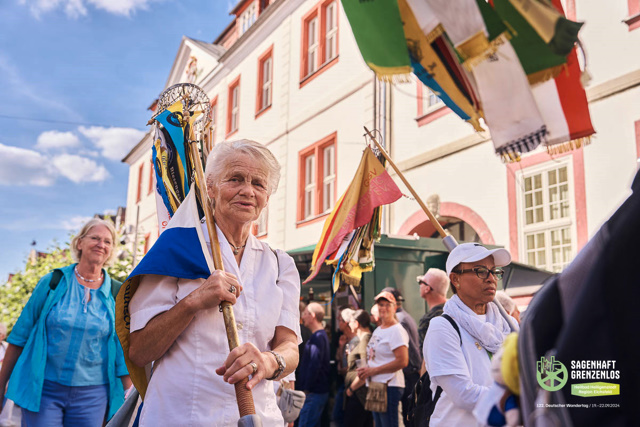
[[381, 286, 422, 426], [297, 302, 330, 427], [417, 268, 449, 351]]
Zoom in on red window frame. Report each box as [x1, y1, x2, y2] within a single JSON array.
[[136, 163, 144, 203], [227, 76, 241, 137], [506, 150, 588, 262], [143, 232, 151, 254], [210, 96, 218, 145], [415, 81, 450, 127], [297, 132, 337, 225], [147, 160, 154, 195], [256, 45, 274, 118], [299, 0, 339, 87]]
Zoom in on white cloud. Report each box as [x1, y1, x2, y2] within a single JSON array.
[[78, 126, 145, 160], [0, 143, 57, 186], [52, 154, 110, 183], [60, 215, 94, 231], [20, 0, 155, 18], [36, 130, 80, 150]]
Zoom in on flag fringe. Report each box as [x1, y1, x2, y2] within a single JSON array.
[[527, 64, 564, 86], [368, 63, 413, 83], [497, 125, 548, 163], [545, 136, 592, 155], [423, 24, 445, 45], [462, 32, 511, 72], [339, 271, 362, 287], [468, 117, 485, 132]]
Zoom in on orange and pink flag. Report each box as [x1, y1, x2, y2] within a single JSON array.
[[305, 147, 402, 284]]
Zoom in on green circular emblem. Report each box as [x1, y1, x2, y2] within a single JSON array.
[[537, 356, 568, 392]]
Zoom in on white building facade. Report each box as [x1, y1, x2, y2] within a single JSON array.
[[122, 0, 640, 281]]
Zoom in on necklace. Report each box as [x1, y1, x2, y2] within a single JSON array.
[[75, 266, 103, 283], [228, 241, 246, 255]]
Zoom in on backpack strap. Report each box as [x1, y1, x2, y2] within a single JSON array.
[[110, 278, 123, 300], [269, 246, 280, 284], [431, 314, 462, 412], [441, 314, 462, 345], [48, 269, 64, 291]]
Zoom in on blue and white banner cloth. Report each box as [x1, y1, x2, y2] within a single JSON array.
[[115, 185, 213, 398]]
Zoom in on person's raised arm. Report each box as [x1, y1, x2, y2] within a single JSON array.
[[129, 271, 241, 367]]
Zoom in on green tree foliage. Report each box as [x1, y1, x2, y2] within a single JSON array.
[[0, 235, 134, 332]]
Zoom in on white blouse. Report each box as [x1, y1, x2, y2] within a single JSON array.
[[129, 225, 302, 426]]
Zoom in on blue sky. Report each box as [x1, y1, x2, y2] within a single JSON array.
[[0, 0, 234, 280]]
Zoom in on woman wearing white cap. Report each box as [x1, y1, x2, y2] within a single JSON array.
[[423, 243, 518, 426]]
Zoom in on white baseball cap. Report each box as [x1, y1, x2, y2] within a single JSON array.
[[445, 243, 511, 275]]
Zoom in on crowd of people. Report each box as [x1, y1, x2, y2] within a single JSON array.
[[0, 140, 522, 426]]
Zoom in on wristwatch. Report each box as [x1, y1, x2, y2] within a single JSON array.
[[266, 350, 286, 380]]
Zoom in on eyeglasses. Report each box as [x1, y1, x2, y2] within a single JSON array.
[[453, 266, 504, 280], [418, 281, 430, 287]]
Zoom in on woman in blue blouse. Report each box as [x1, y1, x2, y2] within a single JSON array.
[[0, 219, 131, 426]]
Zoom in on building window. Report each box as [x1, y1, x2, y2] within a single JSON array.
[[240, 1, 258, 35], [419, 84, 443, 113], [148, 161, 154, 195], [519, 162, 574, 272], [136, 163, 144, 203], [298, 132, 337, 222], [324, 1, 338, 62], [300, 0, 339, 83], [210, 97, 218, 145], [253, 206, 268, 237], [306, 16, 319, 76], [227, 76, 240, 136], [257, 47, 273, 115], [304, 154, 316, 218], [144, 232, 151, 254], [322, 144, 335, 213]]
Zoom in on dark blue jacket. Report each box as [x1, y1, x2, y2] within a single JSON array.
[[297, 329, 330, 393]]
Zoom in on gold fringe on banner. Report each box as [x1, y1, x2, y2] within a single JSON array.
[[527, 64, 564, 86], [423, 24, 445, 45], [458, 31, 492, 62], [368, 63, 413, 83], [501, 151, 523, 163], [462, 32, 511, 72], [546, 136, 592, 155]]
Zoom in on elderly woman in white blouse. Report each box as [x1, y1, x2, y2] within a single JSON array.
[[128, 140, 301, 426]]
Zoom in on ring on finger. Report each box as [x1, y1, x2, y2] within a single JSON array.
[[249, 362, 258, 375], [229, 285, 236, 294]]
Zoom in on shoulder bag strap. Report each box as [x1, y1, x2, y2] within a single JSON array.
[[269, 246, 280, 283], [48, 268, 64, 291], [441, 314, 462, 346]]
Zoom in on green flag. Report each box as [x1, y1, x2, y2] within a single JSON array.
[[341, 0, 412, 79]]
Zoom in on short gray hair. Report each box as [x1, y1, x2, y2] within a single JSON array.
[[70, 218, 117, 266], [204, 139, 281, 195], [423, 268, 449, 296], [494, 291, 516, 315]]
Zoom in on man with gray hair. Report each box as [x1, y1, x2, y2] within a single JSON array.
[[417, 268, 450, 351]]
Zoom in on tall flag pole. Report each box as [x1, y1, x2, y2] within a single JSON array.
[[116, 83, 260, 423]]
